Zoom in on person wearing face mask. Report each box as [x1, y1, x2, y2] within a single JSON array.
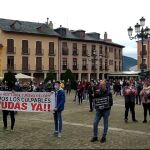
[[123, 80, 138, 123], [140, 80, 150, 123], [90, 80, 113, 143], [53, 81, 65, 138]]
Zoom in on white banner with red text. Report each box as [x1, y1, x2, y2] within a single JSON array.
[[0, 91, 55, 112]]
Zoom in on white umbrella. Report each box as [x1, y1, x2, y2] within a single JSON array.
[[15, 73, 34, 80]]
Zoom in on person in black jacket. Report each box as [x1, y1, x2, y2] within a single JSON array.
[[88, 80, 95, 112], [2, 81, 15, 131], [90, 80, 113, 143], [136, 81, 143, 105]]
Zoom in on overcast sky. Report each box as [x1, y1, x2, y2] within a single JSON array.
[[1, 0, 150, 59]]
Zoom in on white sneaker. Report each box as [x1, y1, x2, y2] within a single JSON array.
[[57, 133, 61, 138], [10, 129, 14, 132], [53, 131, 58, 136]]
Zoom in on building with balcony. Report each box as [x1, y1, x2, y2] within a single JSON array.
[[0, 18, 124, 81], [55, 27, 124, 81]]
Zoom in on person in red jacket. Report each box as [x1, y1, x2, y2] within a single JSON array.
[[123, 81, 138, 123], [140, 81, 150, 123], [77, 81, 84, 104]]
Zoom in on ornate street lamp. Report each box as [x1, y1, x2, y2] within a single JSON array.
[[92, 49, 97, 81], [127, 17, 150, 80], [88, 49, 98, 81]]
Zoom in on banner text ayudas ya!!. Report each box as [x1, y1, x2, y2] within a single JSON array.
[[0, 91, 55, 112]]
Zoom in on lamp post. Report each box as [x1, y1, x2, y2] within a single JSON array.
[[88, 49, 98, 81], [92, 49, 97, 81], [127, 17, 150, 80]]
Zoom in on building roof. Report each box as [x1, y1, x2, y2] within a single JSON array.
[[0, 18, 124, 48], [55, 27, 124, 48], [0, 18, 60, 37]]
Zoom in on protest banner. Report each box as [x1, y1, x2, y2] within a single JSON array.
[[0, 91, 55, 112], [93, 96, 110, 110]]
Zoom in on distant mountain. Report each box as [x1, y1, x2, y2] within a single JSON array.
[[123, 56, 137, 71]]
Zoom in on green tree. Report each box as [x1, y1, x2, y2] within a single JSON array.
[[44, 71, 56, 83], [62, 69, 77, 89], [3, 71, 16, 84]]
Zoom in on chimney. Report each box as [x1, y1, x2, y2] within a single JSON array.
[[49, 21, 53, 29], [104, 32, 107, 40], [46, 17, 49, 25]]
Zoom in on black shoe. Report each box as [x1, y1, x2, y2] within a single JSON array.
[[100, 137, 106, 143], [11, 128, 14, 130], [125, 119, 128, 123], [143, 120, 147, 123], [89, 110, 93, 112], [90, 137, 98, 142], [133, 120, 138, 122]]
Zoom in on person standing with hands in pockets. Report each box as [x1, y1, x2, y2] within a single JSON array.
[[53, 81, 65, 138]]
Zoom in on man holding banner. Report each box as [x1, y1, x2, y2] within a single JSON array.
[[90, 80, 113, 143], [53, 81, 65, 138], [0, 84, 56, 131]]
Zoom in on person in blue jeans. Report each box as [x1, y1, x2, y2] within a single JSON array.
[[53, 81, 65, 138], [91, 80, 113, 143]]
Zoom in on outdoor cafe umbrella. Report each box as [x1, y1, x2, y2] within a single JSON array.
[[15, 73, 34, 80]]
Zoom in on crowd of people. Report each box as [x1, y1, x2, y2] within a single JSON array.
[[0, 77, 150, 143]]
